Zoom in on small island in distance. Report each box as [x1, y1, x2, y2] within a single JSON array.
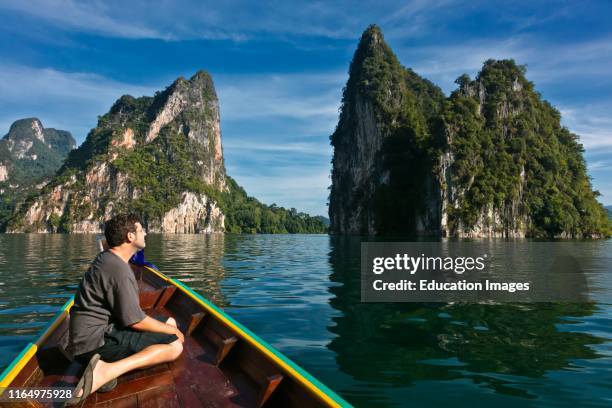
[[0, 118, 76, 226]]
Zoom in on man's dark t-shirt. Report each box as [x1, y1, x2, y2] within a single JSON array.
[[68, 250, 146, 357]]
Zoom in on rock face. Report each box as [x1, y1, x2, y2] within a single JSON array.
[[0, 118, 75, 181], [329, 25, 445, 235], [0, 118, 75, 228], [153, 192, 224, 233], [143, 73, 226, 186], [329, 26, 610, 238], [7, 72, 227, 233]]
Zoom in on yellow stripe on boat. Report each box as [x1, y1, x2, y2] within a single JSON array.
[[0, 343, 38, 389], [35, 299, 74, 347], [0, 298, 74, 389]]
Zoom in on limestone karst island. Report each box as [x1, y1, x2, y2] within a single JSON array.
[[329, 25, 610, 238], [1, 72, 325, 234]]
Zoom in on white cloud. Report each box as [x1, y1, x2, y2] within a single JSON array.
[[588, 160, 612, 172], [0, 0, 461, 41], [398, 35, 612, 93], [396, 38, 531, 93], [0, 65, 152, 102], [380, 0, 461, 39], [382, 0, 443, 23], [0, 64, 158, 140], [215, 72, 344, 123], [223, 140, 332, 156], [559, 105, 612, 151], [0, 1, 165, 40]]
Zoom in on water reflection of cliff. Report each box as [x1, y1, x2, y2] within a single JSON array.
[[145, 234, 227, 306], [327, 236, 604, 398]]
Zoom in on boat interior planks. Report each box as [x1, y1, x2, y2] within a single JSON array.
[[0, 264, 348, 408]]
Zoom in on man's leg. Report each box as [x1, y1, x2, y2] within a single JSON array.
[[76, 339, 183, 396], [77, 318, 183, 397]]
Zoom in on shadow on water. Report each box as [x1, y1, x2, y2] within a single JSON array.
[[326, 236, 609, 407]]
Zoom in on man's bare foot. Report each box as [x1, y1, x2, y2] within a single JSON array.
[[74, 360, 113, 397], [90, 360, 114, 394]]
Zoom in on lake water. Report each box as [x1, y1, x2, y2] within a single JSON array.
[[0, 234, 611, 407]]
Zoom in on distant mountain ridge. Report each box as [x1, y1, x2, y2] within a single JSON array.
[[0, 118, 75, 228], [329, 25, 610, 238], [0, 118, 75, 182]]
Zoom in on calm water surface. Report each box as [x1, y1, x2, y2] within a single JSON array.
[[0, 234, 611, 407]]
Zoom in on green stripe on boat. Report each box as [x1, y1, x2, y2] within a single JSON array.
[[170, 278, 351, 407]]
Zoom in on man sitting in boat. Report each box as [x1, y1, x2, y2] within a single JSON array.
[[66, 214, 185, 405]]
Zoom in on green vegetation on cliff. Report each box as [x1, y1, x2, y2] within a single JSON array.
[[61, 96, 152, 173], [110, 128, 326, 233], [445, 60, 610, 237]]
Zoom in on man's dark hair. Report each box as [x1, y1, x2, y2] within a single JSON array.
[[104, 214, 141, 248]]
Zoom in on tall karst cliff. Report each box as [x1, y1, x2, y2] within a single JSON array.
[[329, 25, 445, 235], [7, 72, 227, 233], [0, 118, 75, 227], [329, 25, 610, 238]]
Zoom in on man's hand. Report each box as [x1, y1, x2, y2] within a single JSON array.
[[130, 315, 185, 342], [173, 327, 185, 343]]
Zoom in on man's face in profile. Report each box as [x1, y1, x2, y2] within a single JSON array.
[[131, 222, 147, 250]]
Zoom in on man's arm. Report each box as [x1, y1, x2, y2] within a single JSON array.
[[106, 260, 184, 343], [130, 316, 185, 343]]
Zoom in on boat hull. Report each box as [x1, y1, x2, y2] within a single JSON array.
[[0, 264, 350, 407]]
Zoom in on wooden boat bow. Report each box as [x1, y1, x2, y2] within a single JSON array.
[[0, 263, 351, 407]]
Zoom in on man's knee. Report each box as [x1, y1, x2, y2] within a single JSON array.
[[166, 317, 177, 328], [169, 339, 183, 359]]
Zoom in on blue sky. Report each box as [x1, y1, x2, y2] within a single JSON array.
[[0, 0, 611, 216]]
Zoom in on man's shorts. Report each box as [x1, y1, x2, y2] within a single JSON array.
[[74, 317, 179, 365]]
